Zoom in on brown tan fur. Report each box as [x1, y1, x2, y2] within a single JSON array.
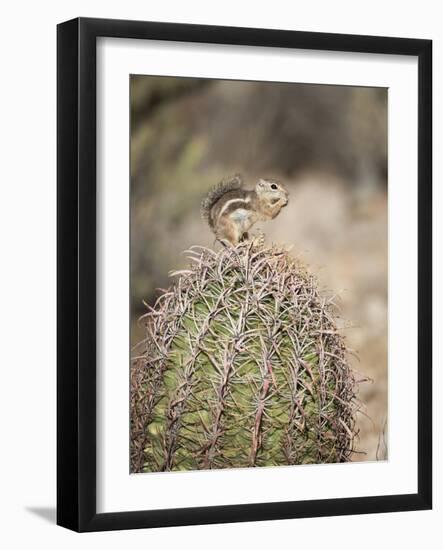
[[201, 176, 289, 245]]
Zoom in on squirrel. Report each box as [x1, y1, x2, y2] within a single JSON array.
[[201, 175, 289, 245]]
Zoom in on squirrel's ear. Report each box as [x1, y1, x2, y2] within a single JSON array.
[[258, 178, 267, 188]]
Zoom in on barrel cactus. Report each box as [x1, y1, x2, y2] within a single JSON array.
[[131, 242, 358, 473]]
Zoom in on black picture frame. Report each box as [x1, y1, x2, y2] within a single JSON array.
[[57, 17, 432, 532]]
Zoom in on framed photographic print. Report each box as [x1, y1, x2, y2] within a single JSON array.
[[57, 17, 432, 532]]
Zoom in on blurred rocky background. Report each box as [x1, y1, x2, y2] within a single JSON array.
[[130, 75, 388, 462]]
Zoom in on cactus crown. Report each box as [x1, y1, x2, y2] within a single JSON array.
[[131, 242, 359, 473]]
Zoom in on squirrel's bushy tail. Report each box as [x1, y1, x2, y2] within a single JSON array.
[[201, 175, 243, 228]]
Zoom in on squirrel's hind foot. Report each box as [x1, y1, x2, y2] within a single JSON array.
[[215, 237, 235, 249]]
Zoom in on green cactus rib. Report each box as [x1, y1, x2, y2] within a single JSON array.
[[131, 242, 359, 473]]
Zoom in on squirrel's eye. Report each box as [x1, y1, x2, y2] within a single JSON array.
[[271, 184, 278, 190]]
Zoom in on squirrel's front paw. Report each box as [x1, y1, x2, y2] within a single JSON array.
[[251, 232, 266, 248]]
